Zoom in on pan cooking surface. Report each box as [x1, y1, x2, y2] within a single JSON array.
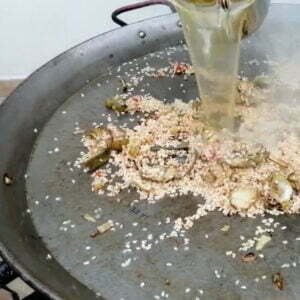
[[25, 41, 300, 300], [21, 3, 300, 300]]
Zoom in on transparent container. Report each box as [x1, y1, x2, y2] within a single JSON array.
[[172, 0, 269, 130]]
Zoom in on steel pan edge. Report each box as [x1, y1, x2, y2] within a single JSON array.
[[0, 13, 181, 300]]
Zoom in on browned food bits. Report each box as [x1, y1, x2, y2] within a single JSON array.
[[241, 252, 257, 263], [272, 272, 284, 290], [3, 174, 13, 186]]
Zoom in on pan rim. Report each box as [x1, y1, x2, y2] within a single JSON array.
[[0, 12, 178, 300], [0, 3, 298, 299]]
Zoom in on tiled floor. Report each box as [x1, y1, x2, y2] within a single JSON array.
[[0, 80, 22, 99], [0, 289, 13, 300], [0, 79, 35, 299], [0, 80, 23, 105]]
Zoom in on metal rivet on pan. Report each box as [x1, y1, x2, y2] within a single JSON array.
[[138, 31, 146, 39], [3, 173, 13, 186], [177, 20, 182, 28]]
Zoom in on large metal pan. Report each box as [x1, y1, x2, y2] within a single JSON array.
[[1, 3, 300, 300]]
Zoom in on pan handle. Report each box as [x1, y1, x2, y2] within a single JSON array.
[[112, 0, 176, 27]]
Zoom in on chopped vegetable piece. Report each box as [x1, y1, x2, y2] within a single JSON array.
[[82, 150, 110, 171], [82, 214, 97, 223], [97, 221, 113, 233], [256, 234, 271, 251], [105, 98, 127, 113], [221, 225, 230, 232], [272, 272, 284, 290], [90, 221, 113, 238]]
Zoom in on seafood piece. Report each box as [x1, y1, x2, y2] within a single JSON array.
[[224, 142, 269, 168], [231, 187, 258, 211], [269, 172, 293, 211], [138, 143, 196, 183]]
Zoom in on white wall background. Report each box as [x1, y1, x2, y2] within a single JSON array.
[[0, 0, 298, 79]]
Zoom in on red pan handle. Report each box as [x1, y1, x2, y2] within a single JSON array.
[[112, 0, 176, 27]]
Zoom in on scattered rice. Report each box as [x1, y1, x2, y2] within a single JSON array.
[[77, 93, 300, 232]]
